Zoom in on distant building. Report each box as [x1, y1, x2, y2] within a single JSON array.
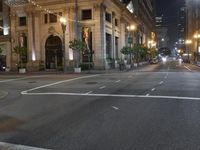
[[186, 0, 200, 60], [155, 14, 164, 27], [176, 6, 186, 53], [0, 0, 11, 69], [155, 14, 169, 49], [178, 7, 186, 41], [5, 0, 155, 71]]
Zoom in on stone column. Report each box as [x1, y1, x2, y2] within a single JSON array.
[[120, 18, 126, 59], [112, 12, 116, 60], [27, 11, 34, 63], [93, 3, 106, 69], [33, 12, 41, 62], [10, 11, 17, 71]]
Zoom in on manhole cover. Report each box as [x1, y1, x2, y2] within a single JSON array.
[[85, 82, 98, 84]]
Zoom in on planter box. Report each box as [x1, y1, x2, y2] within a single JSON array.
[[134, 63, 138, 67], [74, 67, 81, 73], [126, 64, 131, 69], [5, 68, 10, 72], [19, 68, 26, 74]]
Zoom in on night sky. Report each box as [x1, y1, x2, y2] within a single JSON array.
[[155, 0, 185, 49]]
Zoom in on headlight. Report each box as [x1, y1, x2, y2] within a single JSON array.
[[162, 57, 167, 62]]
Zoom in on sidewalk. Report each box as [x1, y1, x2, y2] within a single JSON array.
[[0, 62, 150, 76]]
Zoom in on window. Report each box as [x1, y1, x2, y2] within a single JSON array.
[[19, 17, 27, 26], [106, 12, 111, 23], [0, 0, 2, 12], [0, 19, 3, 35], [44, 14, 48, 24], [106, 33, 112, 58], [82, 9, 92, 20], [49, 13, 57, 23], [115, 19, 118, 26]]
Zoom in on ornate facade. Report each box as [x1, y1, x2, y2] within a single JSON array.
[[0, 0, 11, 69], [6, 0, 155, 71]]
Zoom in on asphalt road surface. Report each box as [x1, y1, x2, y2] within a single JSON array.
[[0, 60, 200, 150]]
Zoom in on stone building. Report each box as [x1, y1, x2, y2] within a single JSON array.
[[6, 0, 155, 71], [186, 0, 200, 60], [0, 0, 11, 69]]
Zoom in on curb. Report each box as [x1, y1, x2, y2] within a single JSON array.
[[0, 142, 51, 150]]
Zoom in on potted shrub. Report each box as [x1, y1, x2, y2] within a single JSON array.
[[69, 39, 86, 73], [120, 46, 133, 69], [13, 46, 27, 73]]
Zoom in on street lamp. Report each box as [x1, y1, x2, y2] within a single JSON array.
[[193, 33, 200, 62], [126, 24, 136, 65], [60, 17, 67, 73], [185, 39, 192, 63]]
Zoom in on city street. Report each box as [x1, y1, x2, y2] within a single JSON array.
[[0, 60, 200, 150]]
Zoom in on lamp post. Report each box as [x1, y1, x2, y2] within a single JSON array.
[[185, 39, 192, 63], [126, 24, 136, 65], [193, 33, 200, 63], [60, 17, 67, 73]]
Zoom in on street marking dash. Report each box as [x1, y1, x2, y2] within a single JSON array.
[[85, 91, 93, 94], [159, 81, 164, 85], [115, 80, 121, 83], [112, 106, 120, 110], [151, 88, 156, 91], [99, 86, 106, 89], [146, 93, 150, 96]]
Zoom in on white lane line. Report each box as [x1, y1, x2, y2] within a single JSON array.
[[0, 75, 49, 83], [0, 142, 51, 150], [21, 92, 200, 101], [184, 65, 192, 71], [159, 81, 164, 85], [151, 88, 156, 91], [128, 75, 133, 78], [85, 91, 93, 94], [21, 75, 99, 94], [115, 80, 121, 83], [112, 106, 120, 110], [146, 93, 150, 96], [99, 86, 106, 89]]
